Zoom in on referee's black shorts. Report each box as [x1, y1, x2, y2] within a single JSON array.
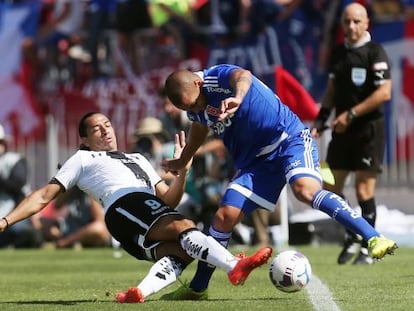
[[326, 118, 385, 173], [105, 192, 183, 261]]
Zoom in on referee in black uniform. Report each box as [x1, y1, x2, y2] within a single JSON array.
[[312, 3, 392, 265]]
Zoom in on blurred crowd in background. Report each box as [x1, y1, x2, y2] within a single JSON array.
[[1, 0, 414, 250], [8, 0, 414, 96]]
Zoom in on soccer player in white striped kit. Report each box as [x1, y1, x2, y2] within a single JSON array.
[[0, 112, 272, 303]]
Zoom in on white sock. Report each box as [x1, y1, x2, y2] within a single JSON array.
[[206, 226, 232, 268], [137, 256, 184, 298], [180, 229, 238, 272], [209, 226, 232, 247]]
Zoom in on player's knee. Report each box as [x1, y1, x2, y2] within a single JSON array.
[[156, 242, 193, 264], [180, 218, 196, 228], [291, 178, 322, 204], [172, 218, 197, 236], [213, 206, 242, 231], [293, 191, 314, 204]]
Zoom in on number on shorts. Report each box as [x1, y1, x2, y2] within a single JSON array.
[[144, 199, 162, 210]]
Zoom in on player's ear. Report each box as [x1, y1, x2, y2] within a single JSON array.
[[81, 137, 90, 148]]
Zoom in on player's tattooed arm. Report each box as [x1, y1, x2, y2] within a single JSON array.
[[218, 68, 252, 121], [230, 68, 252, 101]]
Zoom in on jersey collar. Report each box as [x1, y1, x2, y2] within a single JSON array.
[[345, 31, 371, 49], [194, 71, 204, 80]]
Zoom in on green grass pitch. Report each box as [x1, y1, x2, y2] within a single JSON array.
[[0, 245, 413, 311]]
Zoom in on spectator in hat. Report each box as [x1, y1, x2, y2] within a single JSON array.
[[131, 117, 171, 167]]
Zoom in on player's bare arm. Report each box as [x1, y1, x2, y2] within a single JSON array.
[[157, 131, 193, 208], [230, 68, 252, 101], [162, 122, 208, 174], [218, 68, 252, 121], [0, 183, 62, 232]]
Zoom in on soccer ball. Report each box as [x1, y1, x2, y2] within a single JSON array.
[[269, 250, 312, 293]]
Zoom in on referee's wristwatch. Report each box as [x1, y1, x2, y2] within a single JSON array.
[[347, 109, 357, 122]]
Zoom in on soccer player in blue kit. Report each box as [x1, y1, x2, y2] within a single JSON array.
[[161, 64, 398, 300]]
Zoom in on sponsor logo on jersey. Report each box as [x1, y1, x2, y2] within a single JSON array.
[[351, 67, 366, 86], [372, 61, 388, 70], [205, 86, 232, 94], [206, 105, 221, 116], [203, 75, 232, 94], [120, 158, 136, 164]]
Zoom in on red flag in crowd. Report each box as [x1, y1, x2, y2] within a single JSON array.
[[274, 65, 319, 122]]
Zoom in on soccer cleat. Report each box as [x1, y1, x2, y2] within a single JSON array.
[[368, 236, 398, 260], [228, 247, 272, 285], [159, 281, 208, 300], [235, 251, 246, 259], [337, 236, 361, 264], [352, 248, 374, 265], [116, 287, 144, 303]]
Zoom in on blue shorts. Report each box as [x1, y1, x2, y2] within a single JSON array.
[[221, 129, 322, 214]]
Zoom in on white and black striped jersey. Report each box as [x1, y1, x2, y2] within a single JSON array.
[[53, 150, 162, 212]]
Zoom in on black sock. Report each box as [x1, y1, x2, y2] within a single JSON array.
[[358, 198, 377, 248]]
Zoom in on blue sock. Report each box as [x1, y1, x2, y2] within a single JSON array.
[[189, 226, 232, 292], [312, 190, 379, 241]]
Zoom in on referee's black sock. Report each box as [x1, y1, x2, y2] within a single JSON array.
[[358, 198, 377, 248]]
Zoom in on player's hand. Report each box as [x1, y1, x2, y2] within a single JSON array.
[[0, 217, 8, 233], [218, 97, 241, 121], [311, 124, 328, 138], [162, 158, 182, 176], [172, 131, 186, 159], [311, 127, 321, 138], [163, 155, 183, 177], [173, 131, 193, 175], [162, 131, 190, 176]]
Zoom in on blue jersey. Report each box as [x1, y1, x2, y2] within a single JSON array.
[[187, 64, 306, 169]]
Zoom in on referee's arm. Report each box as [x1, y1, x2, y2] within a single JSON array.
[[351, 79, 392, 117]]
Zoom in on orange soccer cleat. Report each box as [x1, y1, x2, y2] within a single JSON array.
[[228, 247, 272, 285], [115, 287, 144, 303]]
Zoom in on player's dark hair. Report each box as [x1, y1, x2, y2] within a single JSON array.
[[78, 112, 99, 137], [78, 112, 100, 150], [164, 70, 188, 106]]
